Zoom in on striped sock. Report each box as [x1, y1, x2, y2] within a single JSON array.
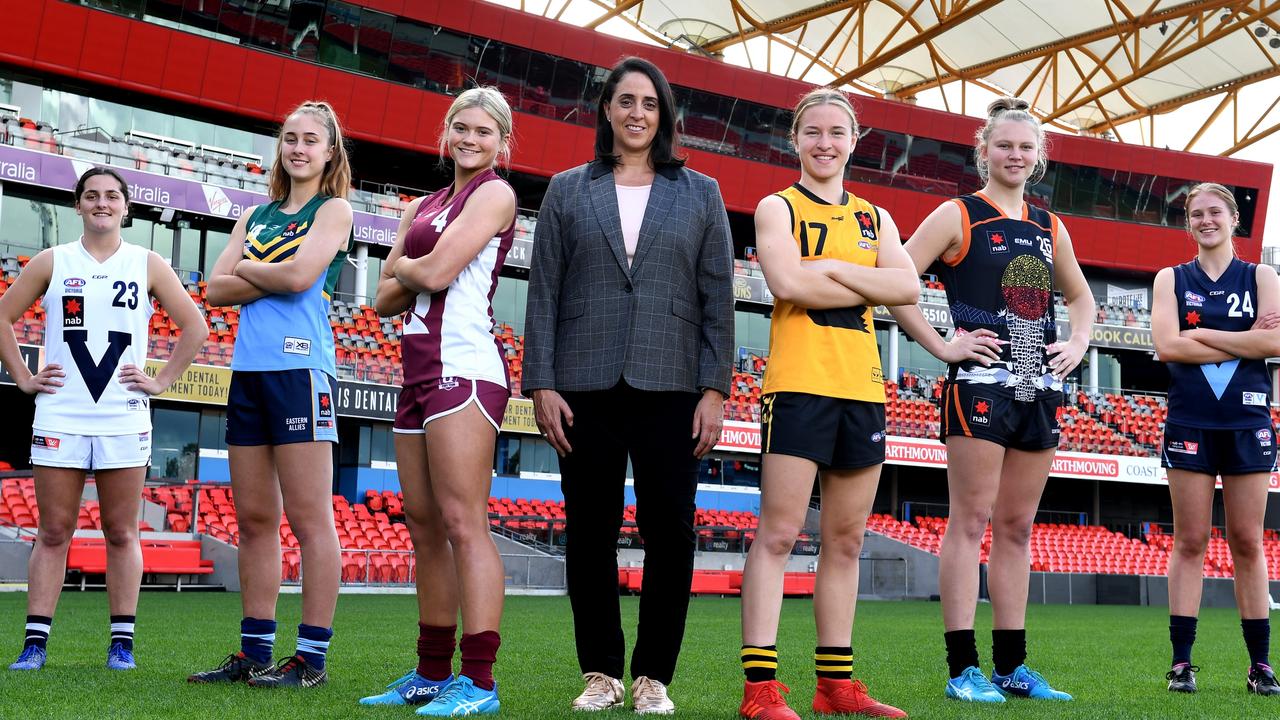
[[240, 617, 276, 664], [297, 624, 333, 671], [109, 615, 136, 652], [741, 645, 778, 682], [815, 646, 853, 680], [24, 615, 51, 650]]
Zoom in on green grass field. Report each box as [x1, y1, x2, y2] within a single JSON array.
[[0, 591, 1273, 719]]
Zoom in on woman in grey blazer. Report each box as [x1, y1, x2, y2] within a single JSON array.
[[523, 56, 734, 714]]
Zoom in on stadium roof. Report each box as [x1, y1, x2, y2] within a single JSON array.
[[543, 0, 1280, 157]]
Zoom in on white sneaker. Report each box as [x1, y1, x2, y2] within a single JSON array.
[[572, 672, 625, 711], [631, 676, 675, 715]]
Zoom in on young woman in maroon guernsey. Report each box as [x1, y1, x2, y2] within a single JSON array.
[[363, 86, 517, 716]]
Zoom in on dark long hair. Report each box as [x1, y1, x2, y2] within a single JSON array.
[[74, 166, 130, 204], [594, 57, 685, 169]]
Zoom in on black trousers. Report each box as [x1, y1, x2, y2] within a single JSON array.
[[559, 382, 700, 685]]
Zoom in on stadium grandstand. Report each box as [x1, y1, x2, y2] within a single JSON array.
[[0, 0, 1277, 618]]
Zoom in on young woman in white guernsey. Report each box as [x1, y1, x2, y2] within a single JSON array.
[[361, 87, 516, 717], [189, 101, 353, 689], [0, 167, 207, 671]]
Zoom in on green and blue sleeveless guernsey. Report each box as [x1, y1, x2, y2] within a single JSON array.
[[231, 194, 347, 376], [936, 192, 1061, 403], [1166, 258, 1271, 429]]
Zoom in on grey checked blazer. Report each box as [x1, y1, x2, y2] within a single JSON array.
[[523, 160, 734, 397]]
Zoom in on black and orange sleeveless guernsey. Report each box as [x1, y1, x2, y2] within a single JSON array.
[[762, 183, 884, 402], [936, 192, 1064, 449]]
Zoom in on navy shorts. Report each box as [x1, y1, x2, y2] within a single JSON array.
[[1161, 421, 1277, 476], [941, 380, 1062, 451], [760, 392, 886, 470], [226, 369, 339, 446]]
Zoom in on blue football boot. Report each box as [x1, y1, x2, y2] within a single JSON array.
[[359, 670, 454, 705], [9, 645, 46, 671], [990, 664, 1072, 700], [945, 666, 1005, 703], [106, 642, 136, 670], [416, 675, 500, 716]]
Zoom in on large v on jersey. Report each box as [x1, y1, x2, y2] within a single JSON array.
[[35, 240, 153, 435]]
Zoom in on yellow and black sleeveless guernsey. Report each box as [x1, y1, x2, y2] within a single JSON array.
[[762, 183, 884, 402]]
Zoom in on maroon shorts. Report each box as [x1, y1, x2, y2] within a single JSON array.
[[393, 378, 510, 434]]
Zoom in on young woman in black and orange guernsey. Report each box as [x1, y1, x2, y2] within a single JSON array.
[[890, 98, 1094, 703]]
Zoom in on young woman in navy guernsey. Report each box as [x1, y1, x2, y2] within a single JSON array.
[[190, 101, 354, 689], [1152, 182, 1280, 697], [889, 98, 1094, 703], [0, 167, 207, 672], [363, 87, 516, 717]]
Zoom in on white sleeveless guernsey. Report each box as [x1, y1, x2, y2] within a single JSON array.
[[34, 239, 154, 435]]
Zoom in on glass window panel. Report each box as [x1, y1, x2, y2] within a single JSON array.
[[521, 52, 555, 119], [1092, 168, 1117, 219], [286, 0, 326, 61], [738, 103, 774, 163], [905, 137, 941, 179], [1164, 180, 1192, 228], [473, 37, 504, 88], [422, 26, 474, 95], [199, 410, 227, 452], [356, 7, 394, 77], [683, 90, 727, 152], [549, 58, 587, 124], [772, 109, 798, 167], [579, 65, 608, 128], [220, 0, 289, 52], [0, 194, 44, 253], [319, 1, 361, 72], [151, 407, 200, 481], [181, 0, 224, 34], [203, 227, 230, 276], [388, 19, 434, 87], [1234, 186, 1257, 238]]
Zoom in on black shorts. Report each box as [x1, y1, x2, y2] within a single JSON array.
[[760, 392, 885, 470], [1161, 421, 1277, 476], [941, 380, 1062, 451]]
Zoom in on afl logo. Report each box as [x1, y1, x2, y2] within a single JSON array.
[[64, 278, 86, 288], [1257, 429, 1272, 446]]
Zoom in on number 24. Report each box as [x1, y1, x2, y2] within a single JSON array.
[[1227, 291, 1253, 318]]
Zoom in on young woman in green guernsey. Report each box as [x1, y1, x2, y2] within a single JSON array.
[[189, 101, 353, 689]]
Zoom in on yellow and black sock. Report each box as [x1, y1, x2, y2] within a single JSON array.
[[815, 646, 853, 680], [741, 645, 778, 682]]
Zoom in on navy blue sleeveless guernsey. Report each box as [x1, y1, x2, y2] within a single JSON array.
[[936, 192, 1061, 402], [1166, 258, 1270, 429]]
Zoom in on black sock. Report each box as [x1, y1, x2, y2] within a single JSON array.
[[23, 615, 51, 650], [110, 615, 136, 652], [1243, 618, 1270, 669], [1170, 615, 1198, 667], [815, 646, 853, 680], [741, 645, 778, 682], [944, 629, 979, 679], [991, 629, 1026, 676]]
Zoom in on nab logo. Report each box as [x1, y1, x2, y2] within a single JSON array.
[[126, 398, 148, 411], [987, 231, 1009, 253], [282, 221, 300, 238], [854, 211, 877, 240], [970, 397, 992, 425], [318, 392, 333, 418], [1167, 440, 1199, 455], [1184, 310, 1201, 327], [62, 297, 85, 327]]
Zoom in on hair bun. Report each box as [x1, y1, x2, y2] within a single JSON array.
[[986, 97, 1030, 118]]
